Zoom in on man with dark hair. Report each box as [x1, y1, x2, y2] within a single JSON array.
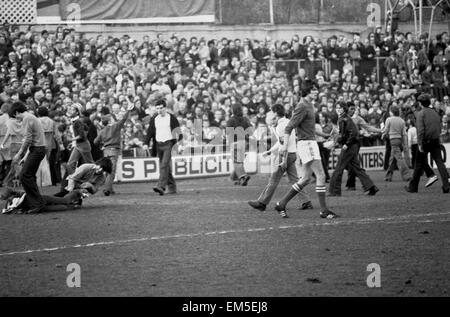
[[345, 103, 382, 190], [329, 102, 379, 197], [248, 104, 312, 212], [64, 157, 113, 196], [95, 103, 134, 196], [276, 81, 337, 219], [55, 104, 94, 197], [144, 99, 182, 196], [226, 103, 253, 187], [407, 94, 450, 193], [382, 105, 412, 182], [9, 101, 47, 214]]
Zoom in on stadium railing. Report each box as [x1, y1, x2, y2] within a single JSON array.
[[268, 57, 389, 83]]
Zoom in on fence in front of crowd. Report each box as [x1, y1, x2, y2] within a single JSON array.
[[115, 143, 450, 183], [267, 57, 389, 83]]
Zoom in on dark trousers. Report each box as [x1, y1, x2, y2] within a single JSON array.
[[408, 139, 450, 192], [48, 148, 60, 186], [411, 144, 418, 169], [384, 139, 391, 171], [318, 142, 330, 180], [411, 144, 435, 178], [0, 160, 12, 185], [345, 143, 361, 189], [330, 144, 375, 195], [157, 141, 176, 190], [20, 146, 46, 209]]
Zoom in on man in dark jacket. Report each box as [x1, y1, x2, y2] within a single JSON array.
[[329, 102, 379, 197], [144, 100, 182, 196], [407, 94, 450, 193], [226, 103, 253, 187]]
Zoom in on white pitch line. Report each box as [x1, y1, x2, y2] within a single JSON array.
[[1, 212, 450, 258]]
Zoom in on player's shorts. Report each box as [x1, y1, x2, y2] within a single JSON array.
[[297, 140, 322, 165]]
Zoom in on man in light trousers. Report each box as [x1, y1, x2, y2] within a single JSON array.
[[248, 104, 312, 212]]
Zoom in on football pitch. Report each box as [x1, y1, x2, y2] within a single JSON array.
[[0, 171, 449, 297]]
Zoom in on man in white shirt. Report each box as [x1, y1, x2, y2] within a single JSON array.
[[248, 104, 312, 212], [144, 100, 182, 196], [0, 103, 11, 187]]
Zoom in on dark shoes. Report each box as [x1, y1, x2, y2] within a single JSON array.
[[320, 210, 340, 219], [443, 187, 450, 194], [167, 189, 177, 195], [367, 186, 379, 196], [240, 175, 251, 187], [26, 205, 45, 214], [385, 172, 393, 182], [248, 200, 266, 211], [54, 190, 69, 198], [300, 201, 314, 210], [153, 187, 165, 196], [275, 203, 289, 218], [405, 186, 418, 193]]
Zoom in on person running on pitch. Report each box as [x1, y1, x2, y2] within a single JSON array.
[[248, 104, 313, 212], [275, 80, 338, 219]]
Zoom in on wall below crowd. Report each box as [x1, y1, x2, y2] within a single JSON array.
[[32, 22, 450, 43], [116, 144, 450, 183]]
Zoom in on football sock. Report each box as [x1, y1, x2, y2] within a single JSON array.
[[316, 186, 328, 211], [279, 183, 303, 208]]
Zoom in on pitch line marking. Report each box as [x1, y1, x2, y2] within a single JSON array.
[[1, 212, 450, 257]]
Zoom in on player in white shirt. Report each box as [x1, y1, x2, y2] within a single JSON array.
[[248, 104, 313, 213]]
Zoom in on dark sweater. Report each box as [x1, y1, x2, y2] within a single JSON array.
[[337, 114, 360, 147], [416, 107, 442, 147], [285, 98, 316, 141]]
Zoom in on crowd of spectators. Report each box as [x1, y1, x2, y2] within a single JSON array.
[[1, 23, 450, 164]]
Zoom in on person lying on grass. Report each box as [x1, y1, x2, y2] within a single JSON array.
[[1, 187, 86, 214]]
